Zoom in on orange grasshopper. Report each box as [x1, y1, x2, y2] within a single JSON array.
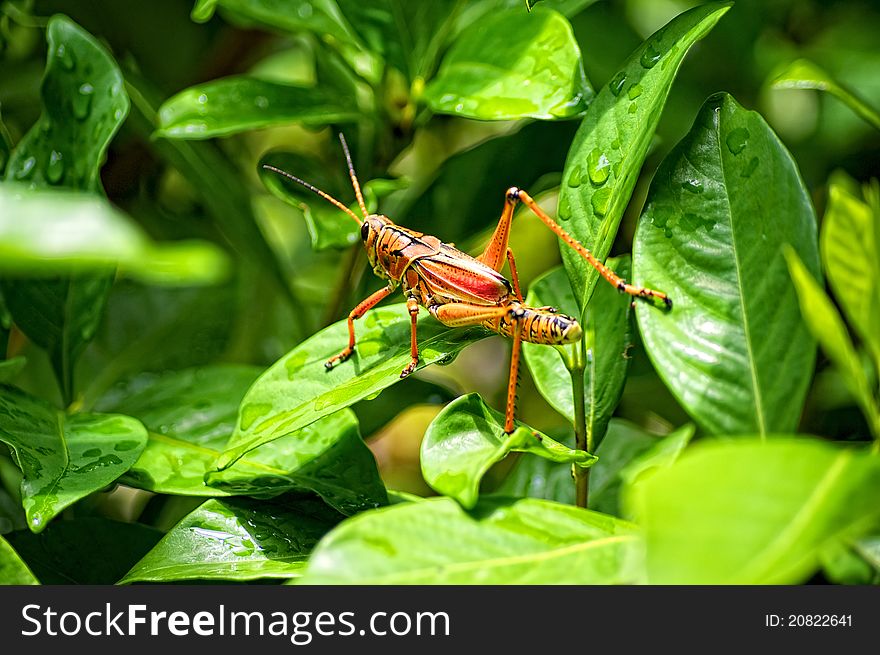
[[263, 135, 671, 434]]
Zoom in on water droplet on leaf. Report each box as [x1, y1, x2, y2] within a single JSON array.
[[56, 43, 76, 71], [640, 41, 662, 69], [567, 165, 583, 188], [609, 71, 627, 96], [46, 151, 64, 185], [254, 95, 269, 109], [73, 83, 94, 120], [726, 127, 750, 155], [587, 149, 611, 186], [627, 84, 643, 100], [682, 179, 703, 194], [15, 156, 37, 180], [591, 187, 613, 217]]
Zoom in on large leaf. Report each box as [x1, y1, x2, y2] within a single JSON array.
[[424, 8, 591, 120], [820, 181, 880, 368], [420, 393, 596, 508], [559, 3, 731, 314], [2, 15, 131, 403], [5, 15, 129, 191], [122, 497, 342, 583], [634, 93, 820, 435], [786, 251, 880, 440], [522, 260, 632, 447], [0, 534, 38, 584], [156, 77, 361, 139], [4, 518, 161, 584], [191, 0, 379, 82], [96, 366, 386, 515], [300, 496, 643, 583], [216, 305, 489, 468], [0, 385, 147, 532], [0, 184, 229, 283], [627, 439, 880, 584], [771, 59, 880, 132]]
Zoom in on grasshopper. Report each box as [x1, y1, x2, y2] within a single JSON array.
[[263, 135, 671, 434]]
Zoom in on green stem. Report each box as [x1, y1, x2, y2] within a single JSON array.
[[569, 340, 589, 508]]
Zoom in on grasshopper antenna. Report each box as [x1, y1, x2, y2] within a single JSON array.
[[338, 133, 369, 219], [261, 164, 362, 225]]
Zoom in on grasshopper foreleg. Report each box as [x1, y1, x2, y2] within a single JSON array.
[[325, 284, 394, 370]]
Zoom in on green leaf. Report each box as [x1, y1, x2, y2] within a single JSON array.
[[590, 420, 693, 516], [0, 357, 26, 384], [258, 150, 361, 251], [634, 93, 820, 435], [96, 366, 386, 515], [0, 534, 38, 584], [522, 260, 632, 446], [821, 537, 880, 585], [820, 181, 880, 369], [156, 77, 361, 139], [0, 385, 147, 532], [336, 0, 463, 81], [424, 8, 591, 120], [0, 184, 230, 283], [5, 15, 129, 191], [2, 276, 113, 404], [627, 438, 880, 584], [559, 2, 731, 315], [4, 518, 162, 584], [192, 0, 379, 82], [216, 305, 489, 468], [300, 496, 643, 583], [495, 419, 693, 515], [771, 59, 880, 131], [2, 15, 131, 403], [420, 393, 596, 508], [785, 250, 880, 440], [122, 497, 342, 583]]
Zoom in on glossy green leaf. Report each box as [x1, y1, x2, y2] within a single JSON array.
[[424, 8, 591, 120], [559, 3, 731, 314], [627, 439, 880, 584], [0, 184, 230, 283], [4, 518, 162, 584], [96, 366, 386, 515], [420, 393, 596, 508], [634, 93, 820, 435], [156, 77, 361, 139], [0, 534, 38, 584], [122, 497, 342, 583], [2, 16, 131, 403], [772, 59, 880, 131], [2, 276, 113, 404], [820, 181, 880, 368], [786, 251, 880, 439], [191, 0, 379, 82], [258, 150, 362, 251], [0, 385, 147, 532], [301, 496, 643, 583], [821, 537, 880, 585], [522, 260, 632, 446], [216, 305, 489, 468], [5, 16, 129, 191]]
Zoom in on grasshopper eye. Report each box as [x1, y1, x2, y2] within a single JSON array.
[[360, 222, 370, 241]]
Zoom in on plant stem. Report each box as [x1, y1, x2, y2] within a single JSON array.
[[569, 340, 589, 508]]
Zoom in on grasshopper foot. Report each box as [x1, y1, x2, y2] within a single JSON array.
[[399, 358, 419, 379], [325, 348, 354, 371]]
